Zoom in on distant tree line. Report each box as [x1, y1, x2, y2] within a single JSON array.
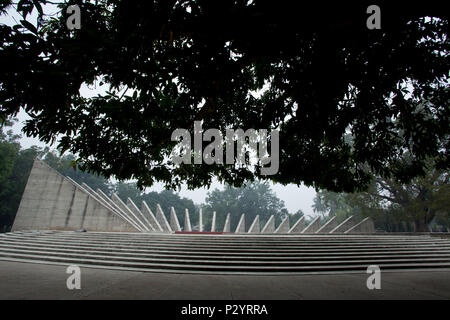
[[313, 162, 450, 232], [0, 120, 42, 232]]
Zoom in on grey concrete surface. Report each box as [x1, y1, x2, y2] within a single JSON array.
[[274, 216, 290, 233], [0, 260, 449, 300], [127, 198, 155, 232], [248, 215, 260, 233], [261, 215, 275, 233], [184, 209, 192, 232], [302, 216, 321, 234], [235, 214, 245, 233], [198, 208, 203, 232], [223, 213, 231, 232], [289, 216, 306, 233], [211, 211, 216, 232], [142, 201, 164, 232], [330, 216, 355, 234], [170, 207, 182, 232], [12, 159, 137, 233], [316, 216, 338, 234], [345, 217, 375, 234], [156, 204, 172, 232]]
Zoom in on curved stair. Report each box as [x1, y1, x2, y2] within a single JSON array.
[[0, 231, 450, 274]]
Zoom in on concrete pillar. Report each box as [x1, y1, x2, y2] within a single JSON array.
[[316, 216, 338, 233], [248, 215, 260, 233], [79, 182, 112, 210], [170, 207, 181, 232], [79, 180, 126, 222], [344, 217, 375, 233], [211, 211, 216, 232], [80, 183, 125, 222], [330, 216, 354, 234], [141, 201, 164, 232], [184, 209, 192, 232], [275, 215, 290, 233], [112, 193, 150, 231], [261, 215, 275, 233], [155, 204, 173, 232], [235, 214, 245, 233], [127, 198, 155, 231], [223, 213, 231, 232], [107, 192, 146, 231], [95, 188, 143, 231], [288, 216, 306, 233], [302, 216, 321, 233], [199, 208, 203, 232]]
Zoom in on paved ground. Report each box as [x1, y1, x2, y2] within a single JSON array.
[[0, 260, 449, 299]]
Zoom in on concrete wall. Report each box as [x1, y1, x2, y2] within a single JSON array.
[[11, 159, 138, 232]]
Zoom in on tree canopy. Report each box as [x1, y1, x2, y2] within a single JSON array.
[[0, 0, 448, 192], [313, 161, 450, 232]]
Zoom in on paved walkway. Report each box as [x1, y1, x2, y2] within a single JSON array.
[[0, 261, 449, 299]]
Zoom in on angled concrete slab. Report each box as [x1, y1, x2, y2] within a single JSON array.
[[275, 216, 290, 233], [170, 207, 181, 232], [223, 213, 231, 232], [78, 182, 141, 231], [344, 217, 375, 233], [141, 201, 164, 232], [211, 211, 216, 232], [235, 214, 245, 233], [11, 158, 138, 232], [95, 188, 143, 231], [261, 215, 275, 233], [316, 216, 338, 234], [184, 209, 192, 232], [302, 216, 321, 233], [330, 216, 354, 234], [98, 191, 144, 231], [248, 215, 260, 233], [112, 193, 149, 231], [79, 183, 124, 219], [288, 216, 306, 233], [127, 198, 155, 231], [65, 178, 137, 232], [155, 204, 172, 232]]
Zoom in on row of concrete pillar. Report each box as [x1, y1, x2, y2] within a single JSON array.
[[68, 178, 374, 234], [13, 158, 375, 234]]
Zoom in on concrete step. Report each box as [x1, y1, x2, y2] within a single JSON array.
[[2, 233, 450, 249], [3, 232, 448, 247], [1, 231, 450, 274], [1, 251, 450, 274], [2, 241, 449, 258], [2, 230, 438, 241], [2, 246, 450, 265], [1, 242, 450, 260], [2, 238, 449, 255]]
